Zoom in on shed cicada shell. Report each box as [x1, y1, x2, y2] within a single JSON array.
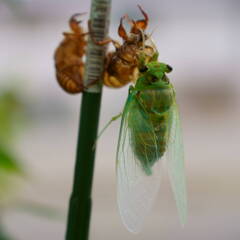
[[54, 13, 88, 94], [95, 5, 158, 88], [54, 6, 158, 93]]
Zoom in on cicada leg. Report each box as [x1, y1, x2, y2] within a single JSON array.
[[118, 16, 128, 41], [129, 5, 149, 34], [62, 13, 89, 43], [98, 112, 122, 138], [135, 5, 149, 29], [93, 112, 122, 149], [69, 13, 87, 34], [88, 20, 121, 48]]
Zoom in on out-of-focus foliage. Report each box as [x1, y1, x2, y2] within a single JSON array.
[[0, 145, 23, 203], [0, 90, 26, 144], [0, 87, 63, 238], [0, 88, 26, 202], [0, 225, 12, 240], [0, 88, 27, 239], [0, 147, 21, 174]]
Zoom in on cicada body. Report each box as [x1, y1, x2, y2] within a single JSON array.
[[116, 61, 187, 232], [54, 14, 87, 94]]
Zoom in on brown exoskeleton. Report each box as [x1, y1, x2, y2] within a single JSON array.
[[54, 6, 157, 94], [93, 5, 158, 88], [54, 13, 88, 94]]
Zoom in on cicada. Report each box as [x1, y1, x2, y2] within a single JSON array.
[[116, 60, 187, 232]]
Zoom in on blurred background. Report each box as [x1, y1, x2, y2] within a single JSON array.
[[0, 0, 240, 239]]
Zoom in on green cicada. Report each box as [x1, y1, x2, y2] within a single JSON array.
[[115, 60, 187, 232]]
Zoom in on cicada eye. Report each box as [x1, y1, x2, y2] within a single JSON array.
[[166, 64, 173, 73]]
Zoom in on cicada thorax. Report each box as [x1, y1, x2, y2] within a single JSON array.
[[130, 86, 174, 175], [54, 14, 87, 94]]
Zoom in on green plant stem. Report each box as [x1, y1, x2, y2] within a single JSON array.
[[65, 93, 102, 240], [65, 0, 111, 239]]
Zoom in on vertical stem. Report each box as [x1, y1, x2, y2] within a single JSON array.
[[65, 0, 111, 240]]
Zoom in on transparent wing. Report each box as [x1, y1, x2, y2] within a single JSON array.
[[166, 101, 187, 225], [116, 93, 162, 233]]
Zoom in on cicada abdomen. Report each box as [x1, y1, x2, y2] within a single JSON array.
[[129, 86, 175, 175], [54, 14, 87, 94]]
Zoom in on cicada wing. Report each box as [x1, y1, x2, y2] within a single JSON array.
[[116, 94, 162, 233], [166, 101, 187, 225]]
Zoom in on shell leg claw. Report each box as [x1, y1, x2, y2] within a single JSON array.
[[70, 13, 87, 33]]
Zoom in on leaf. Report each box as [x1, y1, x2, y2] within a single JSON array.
[[0, 89, 26, 143], [0, 225, 13, 240], [0, 146, 22, 174]]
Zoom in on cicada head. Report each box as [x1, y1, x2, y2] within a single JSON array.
[[135, 61, 173, 89]]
